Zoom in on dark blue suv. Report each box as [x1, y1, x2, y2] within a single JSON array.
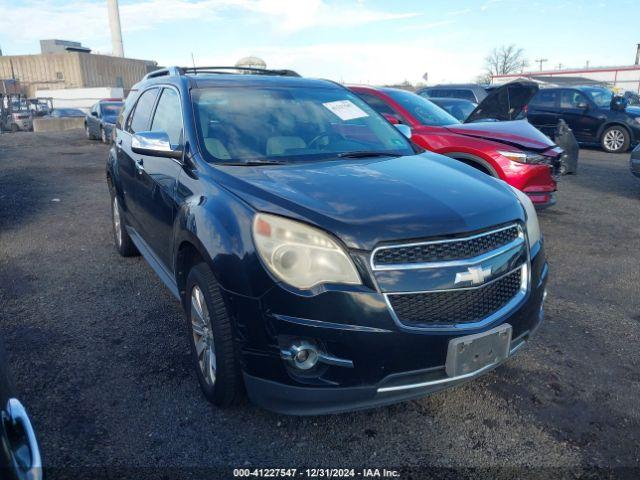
[[106, 66, 548, 415]]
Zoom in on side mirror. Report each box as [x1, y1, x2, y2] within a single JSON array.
[[394, 124, 412, 139], [132, 131, 183, 159], [91, 111, 98, 117], [382, 113, 400, 125], [610, 95, 627, 111]]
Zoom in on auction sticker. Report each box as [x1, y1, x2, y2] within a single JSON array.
[[322, 100, 369, 121]]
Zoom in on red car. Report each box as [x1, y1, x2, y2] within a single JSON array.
[[349, 83, 560, 207]]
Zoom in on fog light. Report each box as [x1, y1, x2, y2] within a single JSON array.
[[288, 341, 319, 370]]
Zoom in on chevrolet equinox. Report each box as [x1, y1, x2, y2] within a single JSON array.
[[106, 66, 548, 415]]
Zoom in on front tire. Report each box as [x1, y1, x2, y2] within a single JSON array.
[[111, 194, 138, 257], [85, 124, 95, 140], [601, 126, 630, 153], [185, 263, 242, 407]]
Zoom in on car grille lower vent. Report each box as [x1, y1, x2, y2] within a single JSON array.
[[387, 269, 522, 327], [373, 225, 519, 267]]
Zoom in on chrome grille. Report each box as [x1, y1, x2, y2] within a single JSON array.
[[387, 269, 523, 327], [373, 225, 519, 268]]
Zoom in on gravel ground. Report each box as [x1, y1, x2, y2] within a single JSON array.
[[0, 130, 638, 478]]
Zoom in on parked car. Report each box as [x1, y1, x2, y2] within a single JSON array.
[[0, 342, 42, 480], [418, 83, 488, 103], [429, 97, 477, 122], [631, 144, 640, 178], [526, 86, 640, 153], [350, 83, 560, 207], [106, 66, 548, 415], [85, 99, 124, 143], [48, 108, 86, 118]]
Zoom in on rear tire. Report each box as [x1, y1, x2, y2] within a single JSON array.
[[601, 126, 630, 153], [10, 124, 18, 133], [110, 193, 139, 257], [185, 263, 243, 407]]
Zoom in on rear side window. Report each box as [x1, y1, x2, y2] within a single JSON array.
[[128, 88, 158, 134], [151, 88, 183, 146], [530, 90, 558, 108]]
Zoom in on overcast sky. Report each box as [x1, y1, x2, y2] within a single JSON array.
[[1, 0, 638, 85]]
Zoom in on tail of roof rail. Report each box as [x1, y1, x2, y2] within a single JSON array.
[[143, 66, 184, 80]]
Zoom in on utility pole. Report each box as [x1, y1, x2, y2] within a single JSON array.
[[107, 0, 125, 57], [556, 63, 563, 70], [535, 58, 548, 71]]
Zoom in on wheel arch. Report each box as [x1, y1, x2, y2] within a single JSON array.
[[443, 152, 500, 177], [597, 122, 633, 143]]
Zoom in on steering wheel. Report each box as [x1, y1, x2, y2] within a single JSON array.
[[307, 132, 332, 150]]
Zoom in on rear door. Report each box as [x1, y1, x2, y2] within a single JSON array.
[[526, 89, 560, 137], [133, 87, 184, 267], [558, 89, 603, 142], [117, 87, 159, 233]]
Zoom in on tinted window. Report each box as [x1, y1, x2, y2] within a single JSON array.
[[426, 89, 476, 102], [384, 89, 460, 126], [100, 102, 124, 117], [151, 88, 183, 146], [192, 86, 414, 163], [530, 90, 557, 108], [129, 89, 158, 133], [560, 90, 589, 109], [356, 92, 404, 122], [580, 87, 612, 108]]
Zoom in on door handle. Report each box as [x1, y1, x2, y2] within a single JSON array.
[[135, 158, 145, 173], [117, 138, 122, 146]]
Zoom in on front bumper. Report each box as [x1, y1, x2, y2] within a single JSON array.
[[231, 245, 548, 415]]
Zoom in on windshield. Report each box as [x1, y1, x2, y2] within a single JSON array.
[[384, 89, 460, 126], [581, 88, 613, 108], [100, 102, 123, 117], [192, 86, 414, 163]]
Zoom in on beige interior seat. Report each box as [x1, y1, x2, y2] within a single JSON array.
[[204, 138, 231, 159], [266, 136, 306, 156]]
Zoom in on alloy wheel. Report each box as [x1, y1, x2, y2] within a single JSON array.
[[604, 129, 625, 152], [191, 285, 217, 386], [112, 197, 122, 247]]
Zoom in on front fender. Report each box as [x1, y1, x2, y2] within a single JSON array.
[[172, 176, 272, 298]]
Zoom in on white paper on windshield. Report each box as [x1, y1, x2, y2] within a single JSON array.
[[322, 100, 369, 121]]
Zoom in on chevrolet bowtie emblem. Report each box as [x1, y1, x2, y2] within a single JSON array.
[[454, 266, 492, 286]]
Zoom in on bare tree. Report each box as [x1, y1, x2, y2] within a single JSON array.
[[482, 45, 529, 82]]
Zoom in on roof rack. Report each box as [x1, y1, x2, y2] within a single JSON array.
[[184, 66, 300, 77], [143, 66, 300, 81]]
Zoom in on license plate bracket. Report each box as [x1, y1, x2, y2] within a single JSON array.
[[445, 323, 512, 377]]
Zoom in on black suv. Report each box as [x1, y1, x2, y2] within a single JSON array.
[[106, 66, 548, 415], [527, 86, 640, 153]]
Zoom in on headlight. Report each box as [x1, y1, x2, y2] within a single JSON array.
[[509, 187, 541, 248], [634, 117, 640, 124], [252, 213, 361, 289], [498, 150, 545, 164]]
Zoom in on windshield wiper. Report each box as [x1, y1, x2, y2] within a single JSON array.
[[221, 159, 287, 166], [336, 151, 403, 159]]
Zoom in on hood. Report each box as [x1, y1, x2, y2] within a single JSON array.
[[625, 105, 640, 117], [443, 120, 556, 152], [465, 81, 539, 123], [216, 153, 524, 250]]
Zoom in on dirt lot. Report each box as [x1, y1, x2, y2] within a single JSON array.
[[1, 130, 639, 478]]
